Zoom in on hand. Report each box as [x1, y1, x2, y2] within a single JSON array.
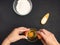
[[37, 29, 60, 45], [2, 27, 30, 45]]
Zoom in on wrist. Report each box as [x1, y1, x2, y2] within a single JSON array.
[[2, 38, 11, 45]]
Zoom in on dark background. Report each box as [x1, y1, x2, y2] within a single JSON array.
[[0, 0, 60, 45]]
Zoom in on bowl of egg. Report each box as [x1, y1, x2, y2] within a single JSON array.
[[25, 28, 37, 42]]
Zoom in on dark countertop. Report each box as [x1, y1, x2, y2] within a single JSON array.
[[0, 0, 60, 45]]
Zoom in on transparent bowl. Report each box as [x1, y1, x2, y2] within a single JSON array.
[[25, 28, 38, 42]]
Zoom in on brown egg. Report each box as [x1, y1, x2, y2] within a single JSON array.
[[41, 13, 50, 25]]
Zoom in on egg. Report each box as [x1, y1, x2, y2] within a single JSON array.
[[28, 31, 34, 38], [25, 29, 37, 42], [41, 13, 50, 25]]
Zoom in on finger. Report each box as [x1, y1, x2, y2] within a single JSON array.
[[17, 27, 28, 31], [39, 29, 47, 34], [37, 34, 41, 39], [19, 29, 30, 35], [18, 27, 26, 29], [40, 29, 52, 35], [17, 27, 27, 29], [16, 27, 30, 33], [21, 28, 30, 31], [37, 31, 47, 40], [37, 32, 42, 39]]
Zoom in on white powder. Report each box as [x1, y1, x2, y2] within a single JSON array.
[[16, 0, 32, 16]]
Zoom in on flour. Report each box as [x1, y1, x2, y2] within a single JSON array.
[[16, 0, 32, 16]]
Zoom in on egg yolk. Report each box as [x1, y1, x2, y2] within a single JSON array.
[[28, 32, 34, 38]]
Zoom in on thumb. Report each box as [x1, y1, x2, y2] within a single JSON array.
[[19, 35, 27, 39]]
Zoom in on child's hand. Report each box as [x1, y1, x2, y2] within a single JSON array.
[[37, 29, 60, 45], [2, 27, 30, 45]]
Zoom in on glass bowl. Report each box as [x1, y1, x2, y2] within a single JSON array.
[[13, 0, 33, 16], [25, 28, 38, 42]]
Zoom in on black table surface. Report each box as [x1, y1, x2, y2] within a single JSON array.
[[0, 0, 60, 45]]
